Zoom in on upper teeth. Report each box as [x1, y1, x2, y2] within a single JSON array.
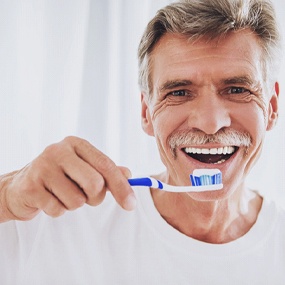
[[184, 146, 235, 155]]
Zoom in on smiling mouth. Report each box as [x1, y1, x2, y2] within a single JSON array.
[[183, 146, 238, 164]]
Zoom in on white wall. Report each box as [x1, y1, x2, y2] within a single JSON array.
[[0, 0, 284, 205]]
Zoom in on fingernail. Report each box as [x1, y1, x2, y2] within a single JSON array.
[[123, 194, 137, 211]]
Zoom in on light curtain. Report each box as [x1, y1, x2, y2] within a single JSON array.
[[0, 0, 284, 204]]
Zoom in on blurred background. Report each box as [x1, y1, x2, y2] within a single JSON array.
[[0, 0, 284, 205]]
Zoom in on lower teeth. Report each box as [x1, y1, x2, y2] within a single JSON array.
[[214, 159, 226, 164]]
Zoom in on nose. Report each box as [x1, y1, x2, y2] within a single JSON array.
[[189, 93, 231, 134]]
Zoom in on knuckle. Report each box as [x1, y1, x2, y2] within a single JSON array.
[[66, 136, 89, 151], [63, 136, 79, 145], [47, 208, 66, 218], [81, 176, 105, 197], [41, 138, 76, 166], [43, 143, 62, 158], [79, 175, 106, 207], [96, 156, 116, 173], [86, 190, 106, 207], [66, 195, 86, 211], [44, 200, 66, 217], [43, 136, 80, 159]]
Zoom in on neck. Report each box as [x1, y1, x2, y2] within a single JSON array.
[[150, 179, 262, 244]]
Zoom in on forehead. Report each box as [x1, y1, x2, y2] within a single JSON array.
[[150, 30, 264, 89]]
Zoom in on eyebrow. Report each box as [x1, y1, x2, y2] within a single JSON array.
[[223, 76, 254, 86], [159, 80, 193, 93], [158, 75, 256, 93]]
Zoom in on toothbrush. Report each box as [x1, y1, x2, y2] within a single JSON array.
[[128, 169, 223, 192]]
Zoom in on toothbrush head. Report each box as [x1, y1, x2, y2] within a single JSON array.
[[190, 169, 222, 186]]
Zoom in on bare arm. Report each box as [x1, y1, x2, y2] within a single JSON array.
[[0, 136, 136, 223]]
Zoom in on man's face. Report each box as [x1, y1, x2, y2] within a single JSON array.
[[141, 30, 279, 199]]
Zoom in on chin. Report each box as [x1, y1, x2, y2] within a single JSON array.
[[184, 184, 237, 202]]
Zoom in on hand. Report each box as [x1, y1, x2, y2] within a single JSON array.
[[0, 136, 136, 222]]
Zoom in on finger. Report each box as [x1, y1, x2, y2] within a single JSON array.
[[72, 139, 136, 211], [43, 170, 87, 210], [118, 166, 132, 179], [60, 153, 108, 206], [25, 185, 67, 218], [41, 191, 67, 217]]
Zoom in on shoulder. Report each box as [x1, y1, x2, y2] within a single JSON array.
[[261, 198, 285, 234]]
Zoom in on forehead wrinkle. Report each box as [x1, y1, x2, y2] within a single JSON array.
[[150, 32, 266, 98]]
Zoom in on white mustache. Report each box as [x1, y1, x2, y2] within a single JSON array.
[[168, 128, 252, 157]]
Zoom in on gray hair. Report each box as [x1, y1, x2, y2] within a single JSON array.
[[138, 0, 282, 96]]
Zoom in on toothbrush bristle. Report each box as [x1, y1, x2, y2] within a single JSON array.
[[190, 169, 222, 186]]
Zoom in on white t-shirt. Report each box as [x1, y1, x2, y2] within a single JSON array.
[[0, 186, 285, 285]]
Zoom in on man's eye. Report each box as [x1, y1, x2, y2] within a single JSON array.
[[168, 90, 187, 96], [228, 87, 248, 94]]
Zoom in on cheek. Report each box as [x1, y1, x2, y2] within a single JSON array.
[[152, 104, 188, 138], [150, 104, 189, 160], [227, 93, 268, 124], [152, 95, 194, 121], [233, 103, 267, 167], [251, 96, 269, 123], [233, 98, 268, 131]]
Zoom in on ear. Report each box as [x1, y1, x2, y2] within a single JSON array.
[[266, 82, 279, 131], [141, 93, 154, 136]]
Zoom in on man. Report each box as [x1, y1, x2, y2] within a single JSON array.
[[0, 0, 284, 284]]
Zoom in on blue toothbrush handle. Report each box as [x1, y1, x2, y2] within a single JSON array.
[[128, 177, 163, 189], [128, 177, 153, 187]]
